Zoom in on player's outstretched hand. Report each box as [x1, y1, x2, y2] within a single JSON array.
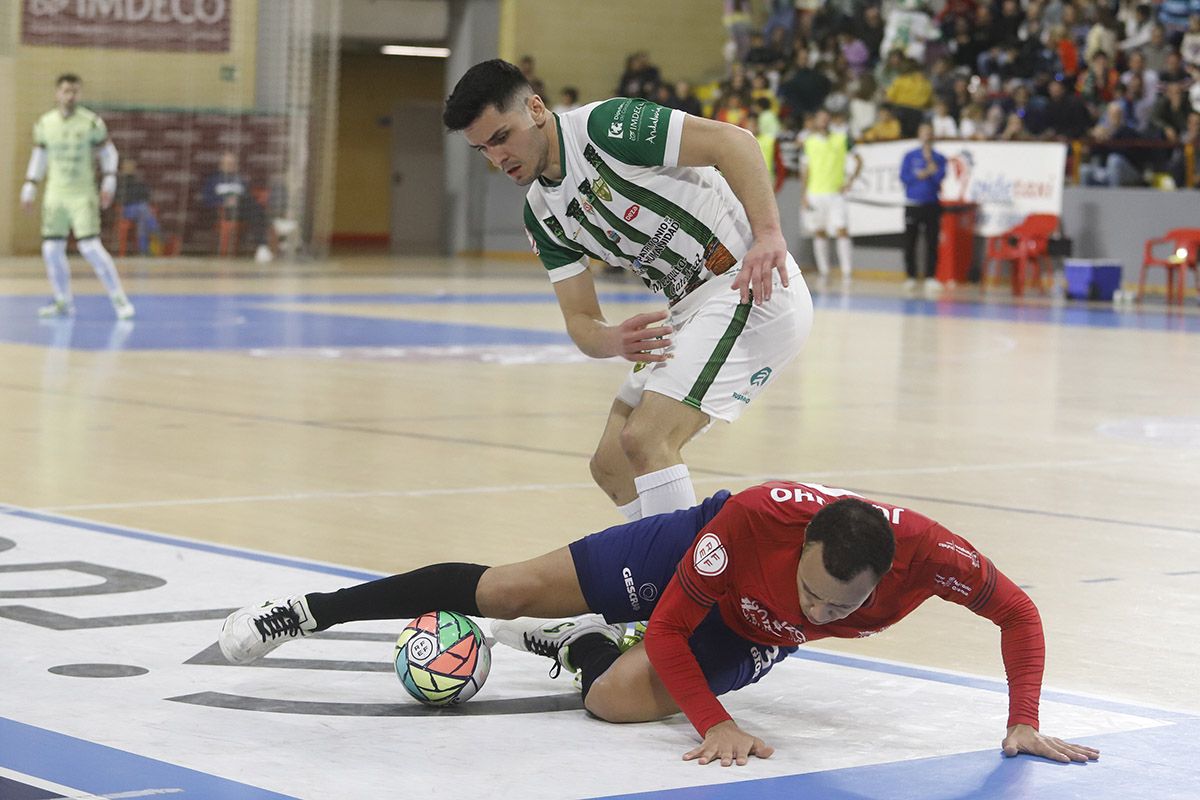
[[611, 310, 673, 363], [1002, 724, 1100, 763], [683, 720, 774, 767], [732, 230, 789, 305]]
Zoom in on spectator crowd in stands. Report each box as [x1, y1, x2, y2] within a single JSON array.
[[540, 0, 1200, 190]]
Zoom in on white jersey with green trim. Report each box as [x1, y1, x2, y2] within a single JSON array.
[[523, 98, 755, 306], [33, 106, 108, 197]]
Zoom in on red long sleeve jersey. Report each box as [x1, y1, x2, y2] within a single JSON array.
[[643, 481, 1045, 737]]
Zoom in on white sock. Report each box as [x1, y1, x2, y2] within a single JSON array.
[[836, 236, 852, 277], [616, 498, 643, 521], [77, 237, 124, 297], [813, 237, 831, 276], [41, 239, 71, 300], [634, 464, 696, 517]]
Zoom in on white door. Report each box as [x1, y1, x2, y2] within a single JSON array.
[[391, 101, 446, 254]]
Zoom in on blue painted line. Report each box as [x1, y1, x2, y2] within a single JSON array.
[[0, 508, 382, 582], [0, 717, 301, 800], [589, 718, 1200, 800]]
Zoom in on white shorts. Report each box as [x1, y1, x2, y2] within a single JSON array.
[[615, 253, 813, 424], [803, 193, 848, 235]]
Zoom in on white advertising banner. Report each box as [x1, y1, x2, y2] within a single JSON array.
[[822, 140, 1068, 237]]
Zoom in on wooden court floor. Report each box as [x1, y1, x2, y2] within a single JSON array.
[[1, 251, 1198, 728]]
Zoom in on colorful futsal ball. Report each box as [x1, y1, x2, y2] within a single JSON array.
[[394, 610, 491, 706]]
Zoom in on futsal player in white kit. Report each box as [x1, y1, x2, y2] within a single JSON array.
[[443, 59, 814, 521]]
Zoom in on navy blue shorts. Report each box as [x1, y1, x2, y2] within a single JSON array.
[[569, 491, 796, 697]]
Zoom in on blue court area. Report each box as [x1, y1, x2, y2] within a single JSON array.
[[1, 508, 1197, 800], [0, 289, 1196, 352]]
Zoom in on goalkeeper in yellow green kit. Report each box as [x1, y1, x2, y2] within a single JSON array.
[[20, 74, 135, 320]]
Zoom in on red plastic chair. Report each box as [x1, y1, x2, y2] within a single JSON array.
[[1139, 228, 1200, 304], [983, 213, 1060, 296]]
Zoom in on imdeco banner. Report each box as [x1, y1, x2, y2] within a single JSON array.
[[813, 139, 1068, 237], [23, 0, 231, 52]]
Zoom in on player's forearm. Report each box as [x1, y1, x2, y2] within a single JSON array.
[[644, 622, 734, 735], [714, 127, 783, 241], [563, 311, 618, 358]]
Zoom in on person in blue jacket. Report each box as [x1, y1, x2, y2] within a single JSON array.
[[899, 122, 947, 294]]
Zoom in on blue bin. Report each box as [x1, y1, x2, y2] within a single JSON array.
[[1063, 260, 1122, 301]]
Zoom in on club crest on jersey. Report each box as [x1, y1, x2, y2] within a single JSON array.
[[608, 121, 624, 138], [750, 367, 772, 386], [693, 532, 728, 576], [592, 177, 613, 202], [624, 204, 640, 222]]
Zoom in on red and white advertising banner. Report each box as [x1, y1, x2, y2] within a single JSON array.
[[833, 140, 1068, 237], [23, 0, 231, 52]]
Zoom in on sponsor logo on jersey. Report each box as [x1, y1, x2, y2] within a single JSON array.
[[639, 582, 658, 602], [605, 229, 621, 244], [622, 567, 641, 611], [693, 532, 728, 576], [581, 200, 593, 214], [624, 204, 640, 221], [937, 541, 980, 568], [934, 573, 972, 597], [750, 367, 772, 386], [646, 104, 663, 144], [592, 177, 613, 202], [608, 120, 624, 138], [636, 217, 680, 267], [732, 391, 751, 404], [740, 596, 807, 644]]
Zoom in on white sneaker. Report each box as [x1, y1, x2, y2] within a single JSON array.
[[254, 244, 274, 264], [111, 294, 135, 320], [272, 218, 298, 237], [924, 278, 942, 296], [902, 278, 917, 295], [490, 615, 625, 676], [219, 595, 317, 665], [38, 298, 74, 318]]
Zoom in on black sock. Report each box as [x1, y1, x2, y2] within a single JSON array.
[[304, 563, 488, 630], [570, 632, 623, 700]]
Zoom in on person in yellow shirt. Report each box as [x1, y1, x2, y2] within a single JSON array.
[[19, 74, 134, 319], [861, 105, 902, 142], [885, 58, 934, 137], [799, 110, 863, 284]]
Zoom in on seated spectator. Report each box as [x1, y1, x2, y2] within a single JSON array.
[[1120, 3, 1156, 51], [1151, 80, 1196, 142], [114, 158, 161, 256], [778, 45, 832, 121], [949, 16, 985, 73], [1160, 1, 1200, 35], [1119, 74, 1156, 130], [1183, 14, 1200, 67], [882, 0, 940, 61], [852, 4, 885, 67], [839, 31, 870, 77], [202, 150, 273, 263], [552, 86, 580, 114], [1159, 51, 1190, 83], [886, 57, 934, 137], [1077, 50, 1121, 113], [1080, 102, 1151, 186], [745, 32, 781, 69], [1167, 110, 1200, 187], [861, 105, 902, 141], [1085, 8, 1120, 62], [1040, 77, 1094, 139], [616, 51, 660, 98], [958, 102, 989, 139], [669, 81, 703, 116], [847, 74, 878, 139], [715, 92, 750, 127], [1122, 50, 1161, 104], [1142, 24, 1173, 72], [1047, 24, 1081, 79], [931, 98, 960, 138]]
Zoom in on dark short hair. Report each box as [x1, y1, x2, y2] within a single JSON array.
[[443, 59, 532, 131], [805, 498, 896, 581], [56, 73, 82, 87]]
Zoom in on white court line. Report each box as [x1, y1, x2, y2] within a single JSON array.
[[37, 454, 1145, 512], [0, 767, 182, 799]]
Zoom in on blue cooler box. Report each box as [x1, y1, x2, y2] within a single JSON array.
[[1064, 260, 1122, 301]]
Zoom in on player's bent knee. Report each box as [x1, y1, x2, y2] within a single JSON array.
[[474, 566, 541, 619]]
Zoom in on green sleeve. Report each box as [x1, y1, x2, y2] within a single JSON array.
[[586, 98, 676, 167], [523, 200, 585, 271]]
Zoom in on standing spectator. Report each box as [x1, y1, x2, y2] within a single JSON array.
[[114, 158, 161, 256], [202, 150, 273, 263], [799, 109, 863, 284], [616, 52, 660, 99], [886, 58, 934, 137], [899, 122, 947, 295], [553, 87, 580, 114], [19, 73, 134, 319]]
